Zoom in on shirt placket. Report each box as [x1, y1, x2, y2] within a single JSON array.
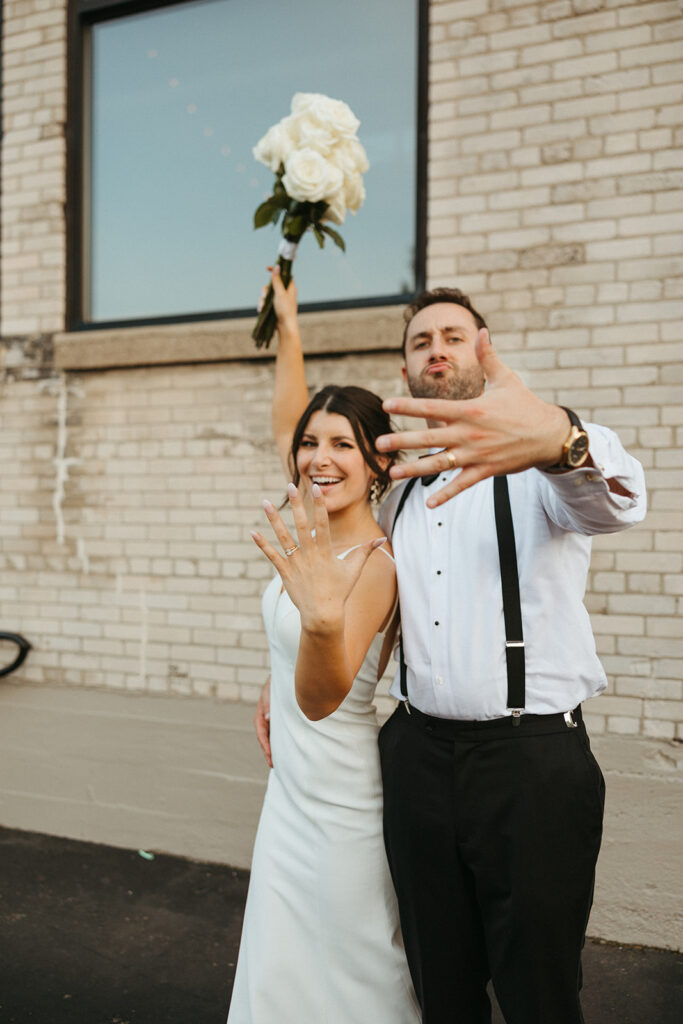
[[429, 477, 451, 711]]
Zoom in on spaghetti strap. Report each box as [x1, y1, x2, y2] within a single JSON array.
[[338, 542, 397, 635], [339, 541, 395, 563]]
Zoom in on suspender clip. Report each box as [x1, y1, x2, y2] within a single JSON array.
[[511, 709, 522, 726], [564, 710, 578, 728], [505, 640, 525, 648]]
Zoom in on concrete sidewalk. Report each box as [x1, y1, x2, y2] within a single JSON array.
[[1, 827, 680, 1024]]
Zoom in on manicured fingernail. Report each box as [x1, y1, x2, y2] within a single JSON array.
[[383, 399, 397, 412], [376, 436, 389, 450], [287, 482, 298, 498], [250, 530, 260, 540], [312, 483, 322, 498], [263, 499, 275, 512]]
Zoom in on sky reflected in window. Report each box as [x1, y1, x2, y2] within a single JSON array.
[[88, 0, 417, 322]]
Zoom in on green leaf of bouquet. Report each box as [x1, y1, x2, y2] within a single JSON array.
[[321, 224, 346, 252], [272, 182, 289, 208], [254, 200, 276, 229], [313, 225, 325, 249]]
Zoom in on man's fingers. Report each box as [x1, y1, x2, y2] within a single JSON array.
[[425, 466, 492, 507], [381, 395, 471, 427], [379, 425, 463, 454], [389, 451, 459, 480], [475, 329, 515, 387]]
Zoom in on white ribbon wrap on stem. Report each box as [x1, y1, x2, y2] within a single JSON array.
[[278, 238, 299, 260]]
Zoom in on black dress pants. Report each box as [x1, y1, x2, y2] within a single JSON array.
[[378, 703, 605, 1024]]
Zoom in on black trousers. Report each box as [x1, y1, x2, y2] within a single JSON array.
[[378, 703, 605, 1024]]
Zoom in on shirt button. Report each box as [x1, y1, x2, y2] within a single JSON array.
[[436, 570, 442, 575], [434, 620, 440, 626], [436, 675, 444, 686], [437, 521, 443, 527]]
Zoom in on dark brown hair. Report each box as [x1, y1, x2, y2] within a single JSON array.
[[401, 287, 488, 355], [289, 385, 397, 502]]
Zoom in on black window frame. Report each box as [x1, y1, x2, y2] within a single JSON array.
[[66, 0, 428, 333]]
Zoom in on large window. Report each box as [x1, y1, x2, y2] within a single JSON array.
[[69, 0, 425, 328]]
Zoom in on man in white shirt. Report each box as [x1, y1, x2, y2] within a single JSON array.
[[374, 288, 646, 1024]]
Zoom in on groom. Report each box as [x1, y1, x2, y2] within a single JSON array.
[[372, 287, 646, 1024]]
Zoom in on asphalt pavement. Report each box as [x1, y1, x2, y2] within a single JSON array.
[[0, 826, 680, 1024]]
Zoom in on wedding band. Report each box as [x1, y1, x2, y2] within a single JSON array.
[[445, 451, 457, 469], [284, 545, 299, 556]]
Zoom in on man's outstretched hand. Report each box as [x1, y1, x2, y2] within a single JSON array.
[[376, 330, 569, 508]]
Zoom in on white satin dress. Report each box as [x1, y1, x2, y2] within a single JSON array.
[[227, 552, 420, 1024]]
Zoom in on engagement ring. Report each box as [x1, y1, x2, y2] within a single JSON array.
[[284, 545, 299, 556]]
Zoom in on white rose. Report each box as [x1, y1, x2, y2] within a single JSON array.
[[329, 138, 369, 176], [289, 111, 336, 156], [343, 172, 366, 213], [282, 148, 344, 204], [253, 118, 296, 172], [323, 190, 347, 225], [291, 92, 360, 139]]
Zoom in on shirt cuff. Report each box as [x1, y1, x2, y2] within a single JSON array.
[[540, 424, 644, 512]]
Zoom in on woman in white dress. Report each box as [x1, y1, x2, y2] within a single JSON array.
[[226, 269, 420, 1024]]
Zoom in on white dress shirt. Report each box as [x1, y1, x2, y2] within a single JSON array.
[[379, 423, 647, 720]]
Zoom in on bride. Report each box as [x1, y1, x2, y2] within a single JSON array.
[[226, 268, 419, 1023]]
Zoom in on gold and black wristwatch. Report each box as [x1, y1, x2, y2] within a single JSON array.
[[544, 406, 590, 473]]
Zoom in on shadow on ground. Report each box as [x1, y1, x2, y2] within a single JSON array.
[[0, 828, 680, 1023]]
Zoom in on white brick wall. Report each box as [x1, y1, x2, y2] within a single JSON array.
[[1, 0, 66, 334], [1, 0, 681, 740]]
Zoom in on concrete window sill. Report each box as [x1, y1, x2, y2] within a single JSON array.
[[53, 306, 405, 371]]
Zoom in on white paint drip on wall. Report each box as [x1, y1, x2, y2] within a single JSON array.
[[39, 373, 83, 546]]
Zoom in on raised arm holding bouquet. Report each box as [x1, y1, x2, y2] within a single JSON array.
[[251, 93, 369, 347]]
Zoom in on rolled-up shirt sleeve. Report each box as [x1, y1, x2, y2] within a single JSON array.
[[536, 423, 646, 535]]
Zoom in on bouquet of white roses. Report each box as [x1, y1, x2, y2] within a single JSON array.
[[251, 92, 369, 347]]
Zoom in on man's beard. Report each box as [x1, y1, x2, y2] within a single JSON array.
[[406, 364, 485, 401]]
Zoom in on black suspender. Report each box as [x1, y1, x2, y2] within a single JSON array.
[[391, 475, 525, 718], [390, 477, 419, 703], [493, 476, 525, 716]]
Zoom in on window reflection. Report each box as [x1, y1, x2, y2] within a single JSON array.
[[86, 0, 417, 323]]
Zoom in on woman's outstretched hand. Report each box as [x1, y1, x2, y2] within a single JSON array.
[[258, 266, 298, 332], [250, 482, 386, 635]]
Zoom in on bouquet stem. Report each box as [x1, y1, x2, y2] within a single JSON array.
[[252, 255, 294, 349]]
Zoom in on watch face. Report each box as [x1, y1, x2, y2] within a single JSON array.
[[568, 432, 590, 467]]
